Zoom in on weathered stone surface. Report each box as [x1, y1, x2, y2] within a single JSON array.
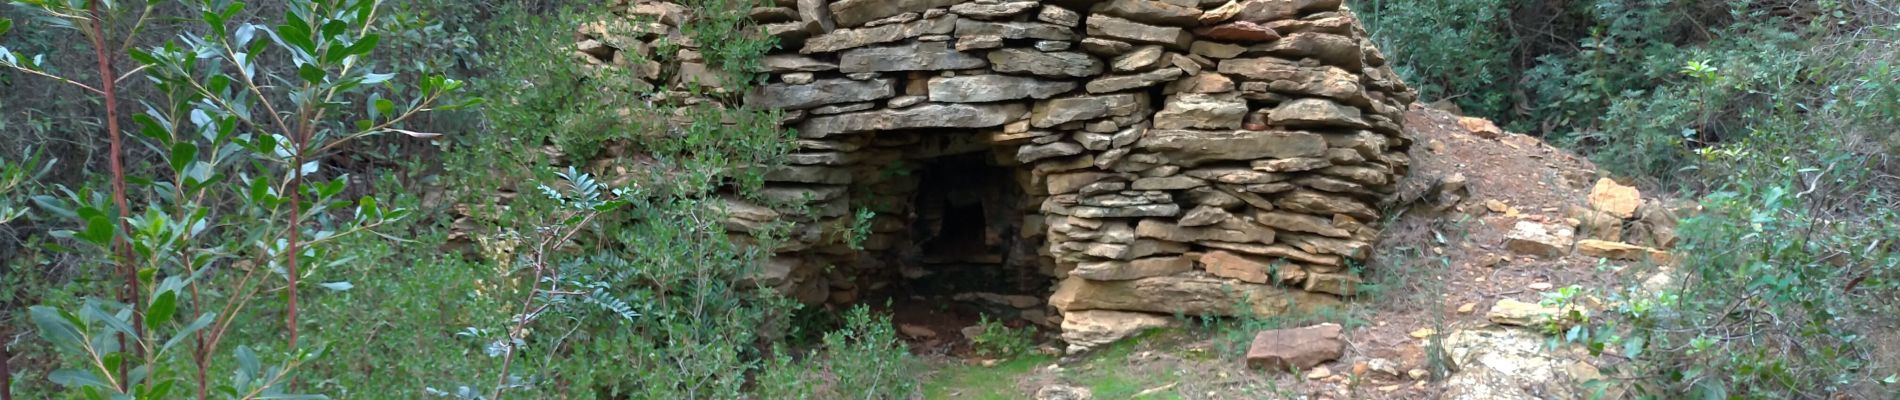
[[1019, 142, 1087, 163], [1201, 250, 1305, 284], [762, 54, 838, 72], [1316, 165, 1391, 186], [828, 0, 957, 28], [1567, 205, 1626, 242], [1155, 94, 1248, 129], [1047, 171, 1124, 194], [1253, 32, 1362, 69], [1275, 189, 1376, 220], [954, 19, 1075, 41], [957, 34, 1005, 50], [1246, 323, 1346, 371], [1576, 239, 1669, 262], [1092, 0, 1204, 26], [1110, 45, 1167, 72], [1067, 203, 1181, 218], [745, 78, 896, 110], [1136, 219, 1274, 245], [798, 103, 1026, 138], [990, 48, 1105, 78], [1254, 210, 1350, 238], [1196, 21, 1280, 42], [1050, 275, 1339, 316], [1485, 299, 1564, 327], [1136, 130, 1328, 166], [928, 75, 1078, 102], [1302, 272, 1360, 296], [1086, 67, 1185, 93], [1031, 94, 1145, 128], [839, 41, 987, 73], [1442, 329, 1600, 400], [1172, 72, 1237, 93], [744, 7, 798, 23], [949, 1, 1039, 19], [1588, 178, 1641, 219], [1200, 0, 1246, 24], [1131, 175, 1207, 190], [1185, 167, 1286, 185], [1252, 157, 1331, 172], [757, 185, 847, 205], [1061, 310, 1176, 353], [1180, 205, 1235, 227], [1504, 221, 1575, 259], [1070, 255, 1195, 281], [1279, 233, 1369, 261], [1218, 57, 1367, 104], [1039, 5, 1083, 26], [1087, 14, 1193, 49], [1233, 0, 1344, 23], [1190, 41, 1247, 59], [796, 0, 837, 32], [1080, 38, 1135, 56], [1268, 98, 1369, 129], [764, 165, 853, 184], [804, 15, 955, 53]]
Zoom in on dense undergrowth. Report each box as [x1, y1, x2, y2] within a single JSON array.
[[2, 0, 917, 398], [4, 0, 1899, 399], [1365, 0, 1900, 397]]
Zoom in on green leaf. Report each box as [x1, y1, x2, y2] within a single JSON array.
[[30, 195, 76, 219], [373, 98, 394, 118], [29, 306, 85, 353], [297, 64, 324, 83], [344, 34, 379, 56], [1, 18, 12, 36], [48, 369, 114, 390], [161, 313, 215, 353], [168, 141, 197, 175], [146, 290, 177, 331], [77, 215, 115, 246], [143, 381, 176, 399], [82, 303, 137, 338], [235, 345, 261, 376]]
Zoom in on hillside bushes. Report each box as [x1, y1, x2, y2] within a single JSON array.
[[1363, 0, 1900, 397]]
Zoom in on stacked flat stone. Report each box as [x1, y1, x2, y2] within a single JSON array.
[[576, 0, 1417, 342]]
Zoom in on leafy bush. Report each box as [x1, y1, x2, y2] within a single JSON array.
[[3, 0, 465, 397], [757, 306, 922, 400], [969, 315, 1036, 359]]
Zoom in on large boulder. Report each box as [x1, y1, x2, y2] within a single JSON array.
[[1245, 323, 1346, 371], [1060, 310, 1176, 353]]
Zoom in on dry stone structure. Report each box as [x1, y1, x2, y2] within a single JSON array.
[[575, 0, 1417, 347]]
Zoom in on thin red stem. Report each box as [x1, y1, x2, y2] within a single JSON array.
[[87, 3, 144, 391]]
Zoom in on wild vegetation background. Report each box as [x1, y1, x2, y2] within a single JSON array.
[[3, 0, 1897, 398]]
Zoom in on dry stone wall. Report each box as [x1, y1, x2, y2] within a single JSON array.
[[575, 0, 1417, 346]]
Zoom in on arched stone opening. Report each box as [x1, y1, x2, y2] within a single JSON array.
[[578, 0, 1419, 351]]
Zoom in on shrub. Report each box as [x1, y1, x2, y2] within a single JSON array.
[[970, 315, 1036, 359], [757, 306, 922, 400], [3, 0, 465, 398]]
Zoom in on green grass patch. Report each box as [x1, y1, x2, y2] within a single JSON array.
[[922, 354, 1054, 400]]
